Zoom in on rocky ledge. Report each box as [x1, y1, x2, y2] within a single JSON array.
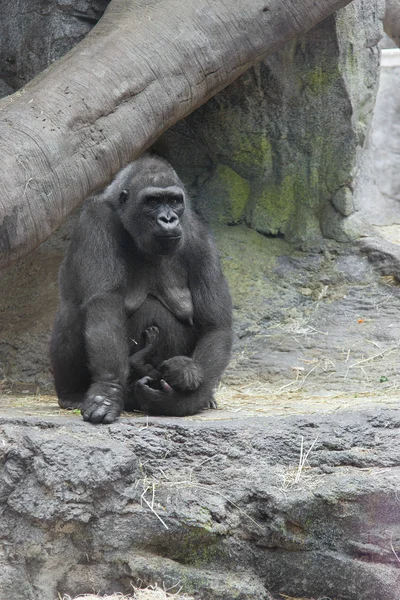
[[0, 406, 399, 600]]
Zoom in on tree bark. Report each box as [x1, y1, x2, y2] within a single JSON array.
[[0, 0, 353, 269]]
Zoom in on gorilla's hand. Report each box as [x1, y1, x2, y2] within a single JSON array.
[[160, 356, 204, 391], [81, 382, 124, 424]]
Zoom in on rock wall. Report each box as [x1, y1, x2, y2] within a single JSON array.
[[1, 409, 400, 600], [356, 48, 400, 226], [156, 0, 384, 249], [0, 0, 109, 93]]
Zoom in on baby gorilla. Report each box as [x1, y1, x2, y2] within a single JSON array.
[[50, 154, 232, 423], [129, 326, 216, 408]]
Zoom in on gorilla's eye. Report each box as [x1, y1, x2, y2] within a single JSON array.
[[145, 196, 160, 207], [169, 196, 183, 206], [119, 190, 129, 204]]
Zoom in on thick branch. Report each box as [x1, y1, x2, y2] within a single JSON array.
[[0, 0, 352, 269]]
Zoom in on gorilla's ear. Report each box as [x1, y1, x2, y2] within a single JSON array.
[[119, 189, 129, 205]]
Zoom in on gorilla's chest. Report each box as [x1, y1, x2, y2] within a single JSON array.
[[124, 262, 194, 324]]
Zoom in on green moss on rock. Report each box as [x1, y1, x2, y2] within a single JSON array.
[[247, 174, 297, 236], [197, 164, 250, 225], [231, 134, 273, 172]]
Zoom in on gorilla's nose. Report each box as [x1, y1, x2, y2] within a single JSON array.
[[157, 213, 179, 231]]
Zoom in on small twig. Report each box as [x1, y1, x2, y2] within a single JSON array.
[[298, 361, 323, 389], [139, 415, 149, 431], [390, 534, 400, 565], [277, 379, 298, 393], [141, 493, 169, 530], [294, 436, 319, 484], [344, 346, 398, 379]]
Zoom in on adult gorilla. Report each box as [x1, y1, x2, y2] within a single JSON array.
[[50, 155, 232, 424]]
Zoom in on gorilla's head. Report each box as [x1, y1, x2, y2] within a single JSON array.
[[114, 155, 188, 256]]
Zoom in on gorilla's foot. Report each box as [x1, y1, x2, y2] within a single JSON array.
[[81, 383, 124, 424], [58, 392, 84, 410], [143, 325, 159, 350], [160, 356, 204, 391]]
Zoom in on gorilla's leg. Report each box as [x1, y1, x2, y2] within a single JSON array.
[[134, 378, 217, 416], [50, 305, 90, 408]]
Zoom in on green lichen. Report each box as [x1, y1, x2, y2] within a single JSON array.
[[305, 66, 338, 93], [197, 164, 250, 225], [231, 133, 273, 172], [214, 164, 250, 223], [213, 224, 291, 322], [249, 174, 297, 236], [168, 527, 223, 567]]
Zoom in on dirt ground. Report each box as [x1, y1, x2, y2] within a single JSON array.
[[1, 223, 400, 422]]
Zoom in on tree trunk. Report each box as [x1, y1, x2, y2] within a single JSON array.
[[0, 0, 353, 269]]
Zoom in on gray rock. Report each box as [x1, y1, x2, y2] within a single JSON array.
[[320, 202, 369, 242], [331, 186, 355, 217], [158, 0, 384, 247], [356, 49, 400, 226], [0, 410, 399, 599], [0, 0, 110, 92]]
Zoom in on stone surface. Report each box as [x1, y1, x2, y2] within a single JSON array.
[[332, 186, 355, 217], [384, 0, 400, 47], [157, 0, 384, 248], [0, 0, 110, 92], [0, 409, 399, 600], [356, 48, 400, 227]]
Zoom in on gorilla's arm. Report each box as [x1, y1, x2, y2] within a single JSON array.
[[189, 268, 232, 386], [82, 292, 129, 423], [65, 201, 130, 423]]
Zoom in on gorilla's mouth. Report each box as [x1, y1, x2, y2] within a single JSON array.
[[154, 235, 182, 254]]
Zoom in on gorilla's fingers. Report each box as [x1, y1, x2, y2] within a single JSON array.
[[160, 379, 173, 393]]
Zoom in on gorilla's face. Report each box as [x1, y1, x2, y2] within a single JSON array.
[[119, 184, 185, 256]]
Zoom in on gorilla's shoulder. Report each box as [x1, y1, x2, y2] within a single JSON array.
[[78, 195, 117, 226]]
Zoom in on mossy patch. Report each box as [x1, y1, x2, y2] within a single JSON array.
[[196, 164, 250, 225], [213, 224, 291, 321], [231, 134, 273, 173], [247, 174, 297, 236], [304, 65, 339, 94], [213, 164, 250, 224]]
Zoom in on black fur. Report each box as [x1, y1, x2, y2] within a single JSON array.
[[50, 155, 232, 424]]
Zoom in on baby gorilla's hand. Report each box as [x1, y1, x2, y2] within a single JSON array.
[[159, 356, 204, 391]]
